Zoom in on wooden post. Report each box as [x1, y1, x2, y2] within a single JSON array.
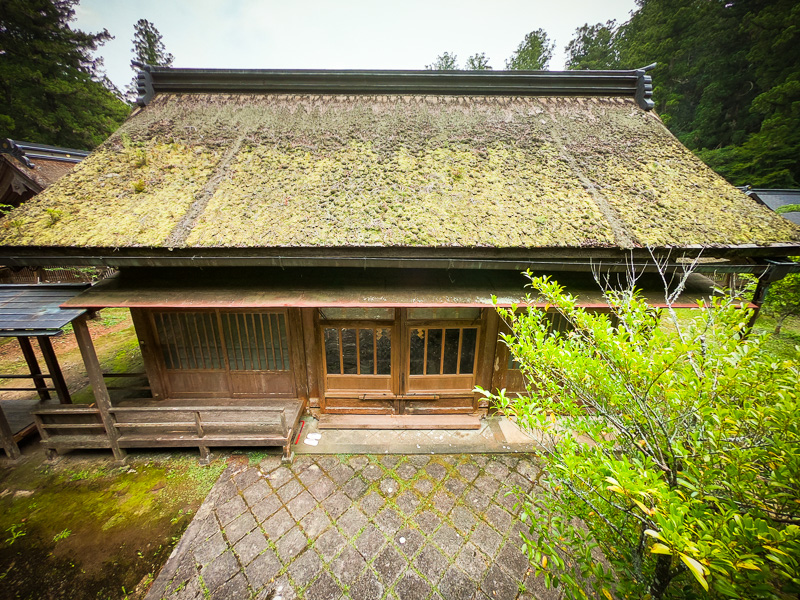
[[0, 406, 21, 460], [37, 336, 71, 404], [18, 336, 50, 401], [288, 309, 309, 401], [129, 309, 166, 400], [72, 315, 126, 462], [476, 308, 500, 409], [300, 308, 321, 406]]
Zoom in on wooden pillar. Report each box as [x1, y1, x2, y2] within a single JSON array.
[[72, 315, 126, 462], [301, 308, 321, 406], [288, 309, 309, 402], [0, 406, 21, 460], [37, 336, 71, 404], [18, 336, 50, 401], [476, 308, 500, 408], [129, 309, 166, 400]]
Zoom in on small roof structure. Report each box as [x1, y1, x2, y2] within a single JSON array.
[[0, 139, 88, 208], [746, 189, 800, 226], [0, 284, 89, 337], [0, 67, 798, 267]]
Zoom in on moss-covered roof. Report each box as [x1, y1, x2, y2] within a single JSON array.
[[1, 92, 798, 253]]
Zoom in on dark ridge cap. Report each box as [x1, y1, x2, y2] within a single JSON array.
[[1, 139, 89, 168], [134, 65, 656, 110]]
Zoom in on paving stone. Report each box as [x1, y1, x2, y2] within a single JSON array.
[[497, 488, 522, 514], [482, 563, 519, 600], [413, 477, 435, 495], [338, 506, 368, 537], [348, 455, 370, 471], [425, 462, 447, 479], [194, 515, 221, 542], [258, 455, 282, 473], [485, 460, 510, 480], [214, 479, 237, 504], [276, 526, 308, 563], [439, 565, 476, 600], [457, 462, 480, 481], [433, 524, 464, 556], [242, 479, 272, 506], [374, 507, 403, 536], [362, 462, 383, 481], [355, 524, 386, 557], [259, 575, 296, 600], [263, 508, 294, 540], [379, 476, 399, 496], [523, 568, 562, 600], [508, 471, 532, 491], [297, 464, 324, 486], [234, 528, 268, 566], [472, 456, 489, 467], [450, 505, 477, 535], [516, 460, 538, 481], [329, 463, 355, 485], [360, 491, 386, 516], [234, 467, 261, 491], [395, 527, 424, 558], [267, 466, 294, 489], [475, 474, 501, 496], [395, 490, 421, 515], [244, 549, 281, 590], [277, 478, 303, 503], [456, 542, 489, 582], [432, 490, 457, 515], [496, 539, 530, 580], [171, 576, 203, 600], [322, 491, 351, 519], [251, 493, 282, 523], [225, 511, 257, 545], [412, 509, 440, 535], [286, 490, 316, 520], [443, 477, 467, 497], [315, 456, 341, 470], [308, 474, 336, 502], [330, 544, 367, 586], [287, 549, 322, 588], [464, 488, 491, 512], [343, 475, 369, 499], [395, 463, 418, 480], [395, 570, 431, 600], [485, 503, 513, 533], [349, 568, 384, 600], [209, 571, 248, 600], [408, 455, 430, 467], [166, 555, 197, 595], [379, 454, 402, 468], [304, 571, 343, 600], [201, 550, 239, 592], [471, 522, 502, 558], [216, 495, 247, 526], [373, 544, 407, 586], [193, 531, 227, 566], [299, 507, 331, 540], [316, 528, 347, 562], [413, 545, 448, 584]]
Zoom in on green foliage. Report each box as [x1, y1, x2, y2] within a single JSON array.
[[480, 273, 800, 599], [763, 270, 800, 335], [506, 29, 554, 70], [127, 19, 174, 101], [465, 53, 492, 70], [776, 204, 800, 215], [0, 0, 129, 149], [425, 52, 459, 70], [565, 21, 620, 70], [52, 529, 71, 543]]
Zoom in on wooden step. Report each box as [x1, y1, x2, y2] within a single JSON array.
[[317, 414, 482, 430]]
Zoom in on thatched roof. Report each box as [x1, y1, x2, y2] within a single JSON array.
[[1, 69, 798, 258]]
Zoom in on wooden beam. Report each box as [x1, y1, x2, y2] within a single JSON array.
[[37, 336, 71, 404], [18, 336, 49, 401], [72, 315, 126, 461], [0, 405, 21, 460], [318, 413, 481, 430], [288, 308, 309, 402]]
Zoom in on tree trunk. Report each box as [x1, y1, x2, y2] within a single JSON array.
[[649, 554, 673, 600], [775, 314, 789, 335]]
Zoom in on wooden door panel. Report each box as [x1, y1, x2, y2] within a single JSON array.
[[166, 371, 228, 398], [407, 374, 475, 393], [404, 396, 475, 414], [229, 371, 294, 397]]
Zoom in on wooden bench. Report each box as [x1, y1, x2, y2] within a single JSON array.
[[32, 399, 304, 463]]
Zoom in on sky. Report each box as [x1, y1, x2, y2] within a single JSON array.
[[75, 0, 639, 93]]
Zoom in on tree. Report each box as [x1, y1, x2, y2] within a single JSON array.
[[465, 53, 492, 70], [0, 0, 129, 149], [565, 21, 620, 70], [425, 52, 459, 70], [480, 273, 800, 599], [763, 270, 800, 334], [126, 19, 174, 101], [505, 29, 554, 71]]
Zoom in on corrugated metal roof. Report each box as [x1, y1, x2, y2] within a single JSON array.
[[0, 284, 89, 337]]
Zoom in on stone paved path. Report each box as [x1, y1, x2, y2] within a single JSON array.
[[146, 454, 561, 600]]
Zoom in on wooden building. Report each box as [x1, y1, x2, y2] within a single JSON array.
[[1, 67, 798, 460]]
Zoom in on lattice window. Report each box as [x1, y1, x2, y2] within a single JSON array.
[[409, 327, 477, 376], [324, 327, 391, 375], [221, 313, 290, 371], [153, 312, 224, 370]]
